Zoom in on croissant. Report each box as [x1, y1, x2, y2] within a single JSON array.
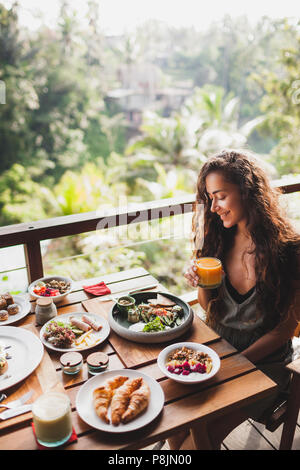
[[106, 375, 129, 392], [93, 375, 128, 423], [93, 386, 111, 423], [111, 377, 142, 426], [121, 379, 150, 423]]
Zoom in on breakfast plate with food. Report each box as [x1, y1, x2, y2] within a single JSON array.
[[76, 369, 164, 433], [40, 312, 110, 352], [108, 291, 193, 343], [0, 326, 44, 391], [157, 342, 221, 384], [0, 293, 31, 326]]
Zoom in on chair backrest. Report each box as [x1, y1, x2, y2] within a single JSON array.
[[279, 358, 300, 450]]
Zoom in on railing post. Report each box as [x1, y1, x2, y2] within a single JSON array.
[[24, 240, 44, 284]]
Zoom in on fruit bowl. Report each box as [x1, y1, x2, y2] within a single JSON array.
[[28, 275, 73, 304], [157, 342, 220, 384]]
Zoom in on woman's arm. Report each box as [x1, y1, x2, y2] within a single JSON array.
[[242, 286, 300, 364], [197, 287, 213, 311]]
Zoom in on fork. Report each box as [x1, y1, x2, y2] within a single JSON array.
[[0, 390, 33, 410], [97, 284, 159, 302]]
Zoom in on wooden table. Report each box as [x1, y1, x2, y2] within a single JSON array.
[[0, 267, 277, 450]]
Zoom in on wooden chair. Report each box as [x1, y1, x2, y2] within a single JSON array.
[[263, 357, 300, 450]]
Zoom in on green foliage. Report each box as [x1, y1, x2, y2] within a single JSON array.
[[53, 160, 128, 215], [126, 110, 201, 169], [126, 85, 265, 175], [255, 23, 300, 175], [0, 159, 131, 224], [159, 16, 298, 121], [0, 4, 38, 171], [0, 1, 125, 182], [0, 164, 57, 224], [135, 163, 195, 200]]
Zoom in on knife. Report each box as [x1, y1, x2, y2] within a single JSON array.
[[0, 403, 32, 421], [128, 283, 159, 294], [98, 283, 159, 302]]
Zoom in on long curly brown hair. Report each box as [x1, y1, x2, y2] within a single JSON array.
[[192, 149, 300, 330]]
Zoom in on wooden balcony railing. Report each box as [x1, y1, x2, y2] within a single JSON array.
[[0, 176, 300, 284]]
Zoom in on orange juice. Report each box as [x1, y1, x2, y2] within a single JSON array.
[[195, 257, 222, 289]]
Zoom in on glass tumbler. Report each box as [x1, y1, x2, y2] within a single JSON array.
[[194, 257, 223, 289], [32, 391, 72, 447]]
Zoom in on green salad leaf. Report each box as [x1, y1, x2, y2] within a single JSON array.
[[143, 316, 165, 332], [47, 320, 84, 336]]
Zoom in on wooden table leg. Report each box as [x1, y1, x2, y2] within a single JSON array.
[[190, 421, 214, 450], [279, 372, 300, 450]]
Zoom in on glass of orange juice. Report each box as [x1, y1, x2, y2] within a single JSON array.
[[194, 257, 223, 289]]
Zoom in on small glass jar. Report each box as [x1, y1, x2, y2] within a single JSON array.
[[60, 352, 83, 375], [35, 298, 57, 325], [87, 352, 109, 375], [127, 307, 140, 323]]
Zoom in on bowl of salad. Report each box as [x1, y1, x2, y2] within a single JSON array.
[[28, 276, 73, 304]]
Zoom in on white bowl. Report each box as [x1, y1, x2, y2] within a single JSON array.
[[28, 275, 73, 304], [157, 342, 221, 384]]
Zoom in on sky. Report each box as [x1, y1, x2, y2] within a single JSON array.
[[4, 0, 300, 34]]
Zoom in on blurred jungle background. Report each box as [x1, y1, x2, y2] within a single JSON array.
[[1, 0, 300, 294]]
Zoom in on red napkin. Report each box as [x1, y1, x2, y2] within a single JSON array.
[[83, 281, 111, 296], [31, 422, 77, 450]]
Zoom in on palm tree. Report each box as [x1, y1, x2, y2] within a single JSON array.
[[183, 85, 265, 154], [126, 110, 206, 171], [126, 85, 265, 172], [135, 162, 195, 200]]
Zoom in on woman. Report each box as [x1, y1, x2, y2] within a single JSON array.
[[170, 149, 300, 450]]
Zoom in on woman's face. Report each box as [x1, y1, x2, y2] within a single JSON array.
[[205, 171, 247, 229]]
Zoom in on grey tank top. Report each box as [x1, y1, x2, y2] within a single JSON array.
[[214, 278, 293, 390], [214, 279, 267, 352]]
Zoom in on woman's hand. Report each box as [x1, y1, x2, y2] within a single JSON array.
[[184, 261, 199, 288], [184, 260, 225, 290]]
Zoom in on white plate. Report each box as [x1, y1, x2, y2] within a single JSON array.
[[157, 342, 221, 384], [76, 369, 165, 433], [40, 312, 110, 352], [0, 326, 44, 391], [0, 295, 31, 326], [109, 291, 194, 344]]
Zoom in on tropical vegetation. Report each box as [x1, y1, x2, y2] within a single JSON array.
[[1, 2, 300, 294]]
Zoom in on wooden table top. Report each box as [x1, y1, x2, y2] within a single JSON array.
[[0, 267, 277, 450]]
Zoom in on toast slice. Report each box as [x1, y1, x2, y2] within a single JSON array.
[[147, 294, 176, 307]]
